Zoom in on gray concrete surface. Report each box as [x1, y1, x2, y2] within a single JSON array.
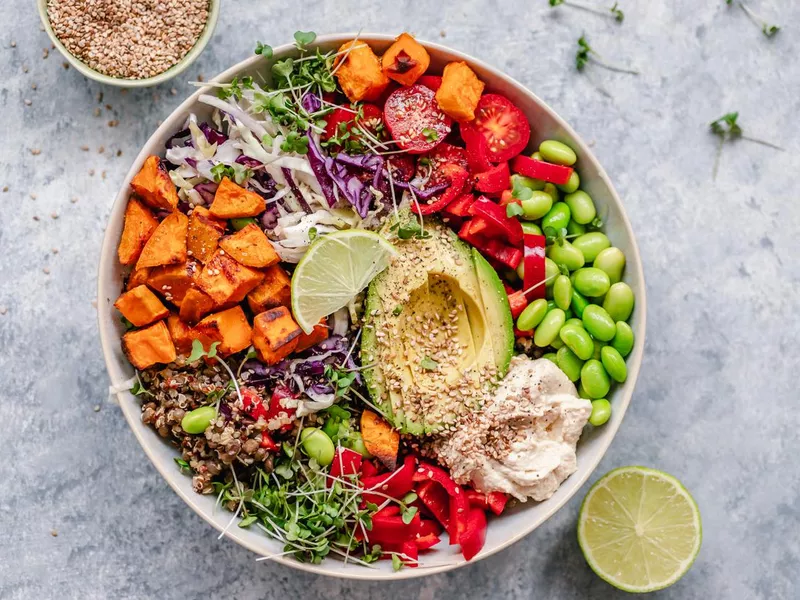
[[1, 0, 799, 598]]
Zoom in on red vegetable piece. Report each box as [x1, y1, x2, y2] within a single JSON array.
[[414, 532, 441, 551], [418, 517, 443, 538], [499, 189, 517, 207], [329, 447, 363, 486], [412, 163, 469, 215], [465, 489, 489, 510], [487, 491, 509, 516], [241, 387, 267, 421], [266, 385, 298, 432], [422, 142, 470, 186], [417, 74, 442, 91], [375, 504, 401, 518], [459, 507, 488, 561], [511, 155, 573, 185], [472, 94, 531, 163], [460, 123, 493, 174], [468, 196, 523, 245], [369, 511, 421, 544], [508, 290, 528, 318], [361, 455, 416, 504], [260, 431, 280, 451], [323, 103, 384, 146], [384, 84, 452, 153], [443, 194, 474, 218], [361, 459, 380, 478], [401, 540, 419, 566], [523, 233, 547, 300], [515, 327, 533, 338], [483, 239, 523, 270], [412, 463, 470, 545], [473, 162, 510, 194], [386, 155, 416, 183], [416, 480, 450, 529]]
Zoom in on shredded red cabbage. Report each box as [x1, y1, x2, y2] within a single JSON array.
[[199, 122, 227, 145], [194, 181, 218, 204], [281, 167, 313, 213]]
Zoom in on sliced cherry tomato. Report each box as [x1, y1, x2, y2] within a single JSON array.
[[266, 385, 298, 432], [417, 75, 442, 91], [386, 155, 416, 183], [412, 164, 469, 215], [384, 85, 452, 154], [472, 94, 531, 163], [417, 143, 469, 189], [322, 103, 384, 145]]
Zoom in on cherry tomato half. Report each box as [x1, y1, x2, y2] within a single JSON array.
[[471, 94, 531, 163], [384, 84, 452, 154], [322, 103, 384, 144], [417, 143, 469, 188]]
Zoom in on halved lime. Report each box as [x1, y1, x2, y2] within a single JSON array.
[[291, 230, 397, 333], [578, 466, 702, 594]]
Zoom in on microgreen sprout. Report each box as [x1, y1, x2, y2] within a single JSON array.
[[254, 41, 274, 58], [709, 112, 784, 179], [506, 202, 525, 218], [120, 315, 135, 330], [186, 340, 243, 409], [737, 2, 780, 38], [293, 31, 317, 51], [576, 35, 639, 74], [174, 457, 191, 473], [420, 357, 439, 371], [550, 0, 624, 23], [392, 305, 404, 316], [422, 127, 439, 142]]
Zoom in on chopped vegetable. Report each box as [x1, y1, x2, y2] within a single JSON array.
[[435, 61, 485, 122], [118, 198, 159, 266], [130, 155, 179, 212], [136, 212, 189, 270], [382, 33, 430, 86], [334, 40, 390, 102], [122, 320, 176, 369], [252, 306, 302, 365], [114, 285, 169, 327]]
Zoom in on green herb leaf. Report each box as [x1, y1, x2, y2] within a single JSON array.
[[422, 128, 439, 142], [420, 357, 438, 371], [506, 203, 524, 218], [391, 553, 403, 572], [392, 305, 403, 316], [610, 2, 624, 22], [187, 339, 208, 362], [272, 58, 295, 80], [255, 41, 274, 58], [130, 379, 146, 396], [173, 457, 191, 473], [401, 492, 418, 505], [401, 506, 418, 525], [238, 515, 258, 528], [576, 35, 591, 71], [294, 31, 317, 50]]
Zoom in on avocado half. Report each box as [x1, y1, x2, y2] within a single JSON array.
[[361, 215, 514, 435]]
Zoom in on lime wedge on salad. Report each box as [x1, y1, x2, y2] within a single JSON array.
[[577, 466, 702, 594], [291, 229, 397, 333]]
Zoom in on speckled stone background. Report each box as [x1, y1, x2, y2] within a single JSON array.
[[2, 0, 799, 598]]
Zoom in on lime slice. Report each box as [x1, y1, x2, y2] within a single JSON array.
[[578, 466, 702, 593], [291, 230, 397, 333]]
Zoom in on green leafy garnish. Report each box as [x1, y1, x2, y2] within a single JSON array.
[[401, 505, 418, 525], [130, 379, 147, 396], [272, 58, 295, 80], [174, 457, 191, 473], [280, 131, 310, 155], [575, 35, 639, 74], [238, 515, 258, 528], [210, 163, 252, 185], [420, 357, 438, 371], [294, 31, 317, 51], [737, 2, 780, 38], [120, 315, 135, 330], [187, 339, 220, 363], [255, 41, 274, 58], [506, 203, 524, 218], [325, 364, 358, 398], [217, 76, 254, 101], [550, 0, 624, 23], [392, 305, 403, 316], [391, 553, 403, 572], [308, 227, 318, 241], [422, 128, 439, 142], [709, 111, 784, 179]]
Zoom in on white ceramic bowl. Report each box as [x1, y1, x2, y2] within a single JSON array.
[[97, 34, 646, 580]]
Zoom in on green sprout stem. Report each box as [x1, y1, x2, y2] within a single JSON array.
[[576, 36, 639, 75], [551, 0, 624, 22], [738, 2, 780, 38], [710, 111, 784, 179]]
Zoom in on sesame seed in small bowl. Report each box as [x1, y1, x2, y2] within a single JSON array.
[[37, 0, 220, 88]]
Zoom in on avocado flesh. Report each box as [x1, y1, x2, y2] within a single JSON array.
[[361, 216, 513, 435]]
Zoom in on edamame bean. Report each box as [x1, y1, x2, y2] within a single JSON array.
[[542, 352, 558, 364], [588, 399, 611, 426], [517, 298, 549, 331], [592, 339, 605, 360], [603, 282, 635, 322], [581, 304, 617, 341], [559, 324, 594, 360], [565, 318, 583, 328], [541, 202, 572, 230], [521, 222, 543, 236], [346, 432, 373, 458], [578, 381, 592, 399], [571, 289, 590, 318], [534, 308, 566, 347], [564, 190, 596, 225], [573, 267, 611, 297], [545, 257, 560, 284], [556, 346, 584, 382], [543, 183, 560, 203], [594, 247, 626, 284], [300, 427, 335, 466], [580, 359, 611, 399], [556, 170, 580, 194], [547, 300, 557, 312], [547, 240, 585, 271], [572, 232, 611, 263], [551, 336, 565, 349], [564, 309, 573, 320], [181, 406, 217, 434], [601, 346, 627, 383], [531, 151, 543, 161], [566, 220, 586, 237], [511, 174, 545, 191], [231, 217, 256, 231], [539, 140, 578, 166], [554, 275, 572, 310], [611, 322, 635, 357], [521, 191, 553, 221]]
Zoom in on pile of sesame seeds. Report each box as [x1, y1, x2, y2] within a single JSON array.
[[46, 0, 210, 79]]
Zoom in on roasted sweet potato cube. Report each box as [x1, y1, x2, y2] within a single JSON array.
[[136, 212, 189, 269], [334, 40, 390, 103], [294, 319, 329, 353], [126, 266, 151, 291], [435, 61, 485, 122], [360, 410, 400, 471], [252, 307, 302, 365], [192, 306, 253, 356], [122, 321, 176, 370], [118, 198, 159, 265], [208, 177, 266, 219], [195, 250, 265, 306], [381, 33, 430, 87], [114, 285, 170, 327], [179, 287, 215, 324], [247, 265, 291, 314], [218, 223, 279, 268], [167, 313, 194, 355], [187, 206, 226, 263], [146, 261, 200, 306], [130, 155, 179, 212]]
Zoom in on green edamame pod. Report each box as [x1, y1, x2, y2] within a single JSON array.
[[573, 267, 611, 297], [570, 289, 590, 318], [581, 305, 617, 342], [592, 339, 605, 361], [230, 217, 257, 231], [580, 359, 611, 399], [603, 282, 635, 322], [551, 336, 565, 349], [556, 346, 584, 382], [521, 191, 553, 221], [521, 222, 543, 236], [300, 427, 335, 466], [544, 257, 560, 284], [547, 240, 585, 271], [578, 381, 592, 399], [572, 232, 611, 263], [542, 352, 558, 364], [611, 322, 635, 357], [534, 308, 566, 347], [554, 275, 572, 310], [517, 298, 549, 331], [543, 183, 560, 203], [565, 318, 583, 328], [564, 190, 596, 225], [556, 170, 580, 194], [531, 151, 543, 161], [345, 432, 373, 458], [541, 202, 572, 231], [539, 140, 577, 166], [559, 324, 594, 360], [589, 399, 611, 426], [566, 220, 586, 237], [601, 346, 628, 383], [593, 247, 626, 284], [511, 174, 545, 191], [181, 406, 217, 435]]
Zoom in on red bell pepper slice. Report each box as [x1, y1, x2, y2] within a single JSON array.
[[418, 517, 443, 537], [459, 507, 488, 561], [375, 504, 401, 518], [468, 196, 523, 245], [523, 233, 547, 300], [443, 194, 475, 218], [265, 385, 298, 432], [414, 532, 441, 551], [515, 327, 533, 338], [259, 431, 280, 452], [361, 455, 416, 504], [328, 447, 362, 487], [413, 463, 470, 545], [487, 491, 509, 516], [473, 162, 510, 194], [461, 123, 493, 174], [416, 480, 450, 530], [412, 164, 469, 215], [508, 290, 528, 318], [482, 239, 523, 270], [511, 155, 573, 185], [369, 511, 422, 544], [465, 490, 489, 510], [361, 459, 380, 478], [241, 387, 268, 421]]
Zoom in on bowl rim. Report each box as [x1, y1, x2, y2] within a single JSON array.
[[36, 0, 220, 88], [97, 32, 647, 580]]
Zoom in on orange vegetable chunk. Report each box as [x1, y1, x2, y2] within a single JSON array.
[[195, 250, 265, 305], [118, 197, 159, 265], [334, 40, 390, 103], [435, 61, 485, 122], [146, 261, 200, 307], [246, 265, 292, 313], [208, 177, 266, 219], [187, 205, 226, 263], [179, 287, 215, 324], [192, 306, 253, 356], [252, 307, 302, 365], [136, 211, 189, 269], [219, 223, 280, 268], [294, 319, 329, 353], [130, 155, 179, 212], [167, 313, 194, 354], [126, 266, 151, 291], [114, 285, 170, 327], [122, 321, 176, 369], [381, 33, 430, 87], [360, 410, 400, 471]]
